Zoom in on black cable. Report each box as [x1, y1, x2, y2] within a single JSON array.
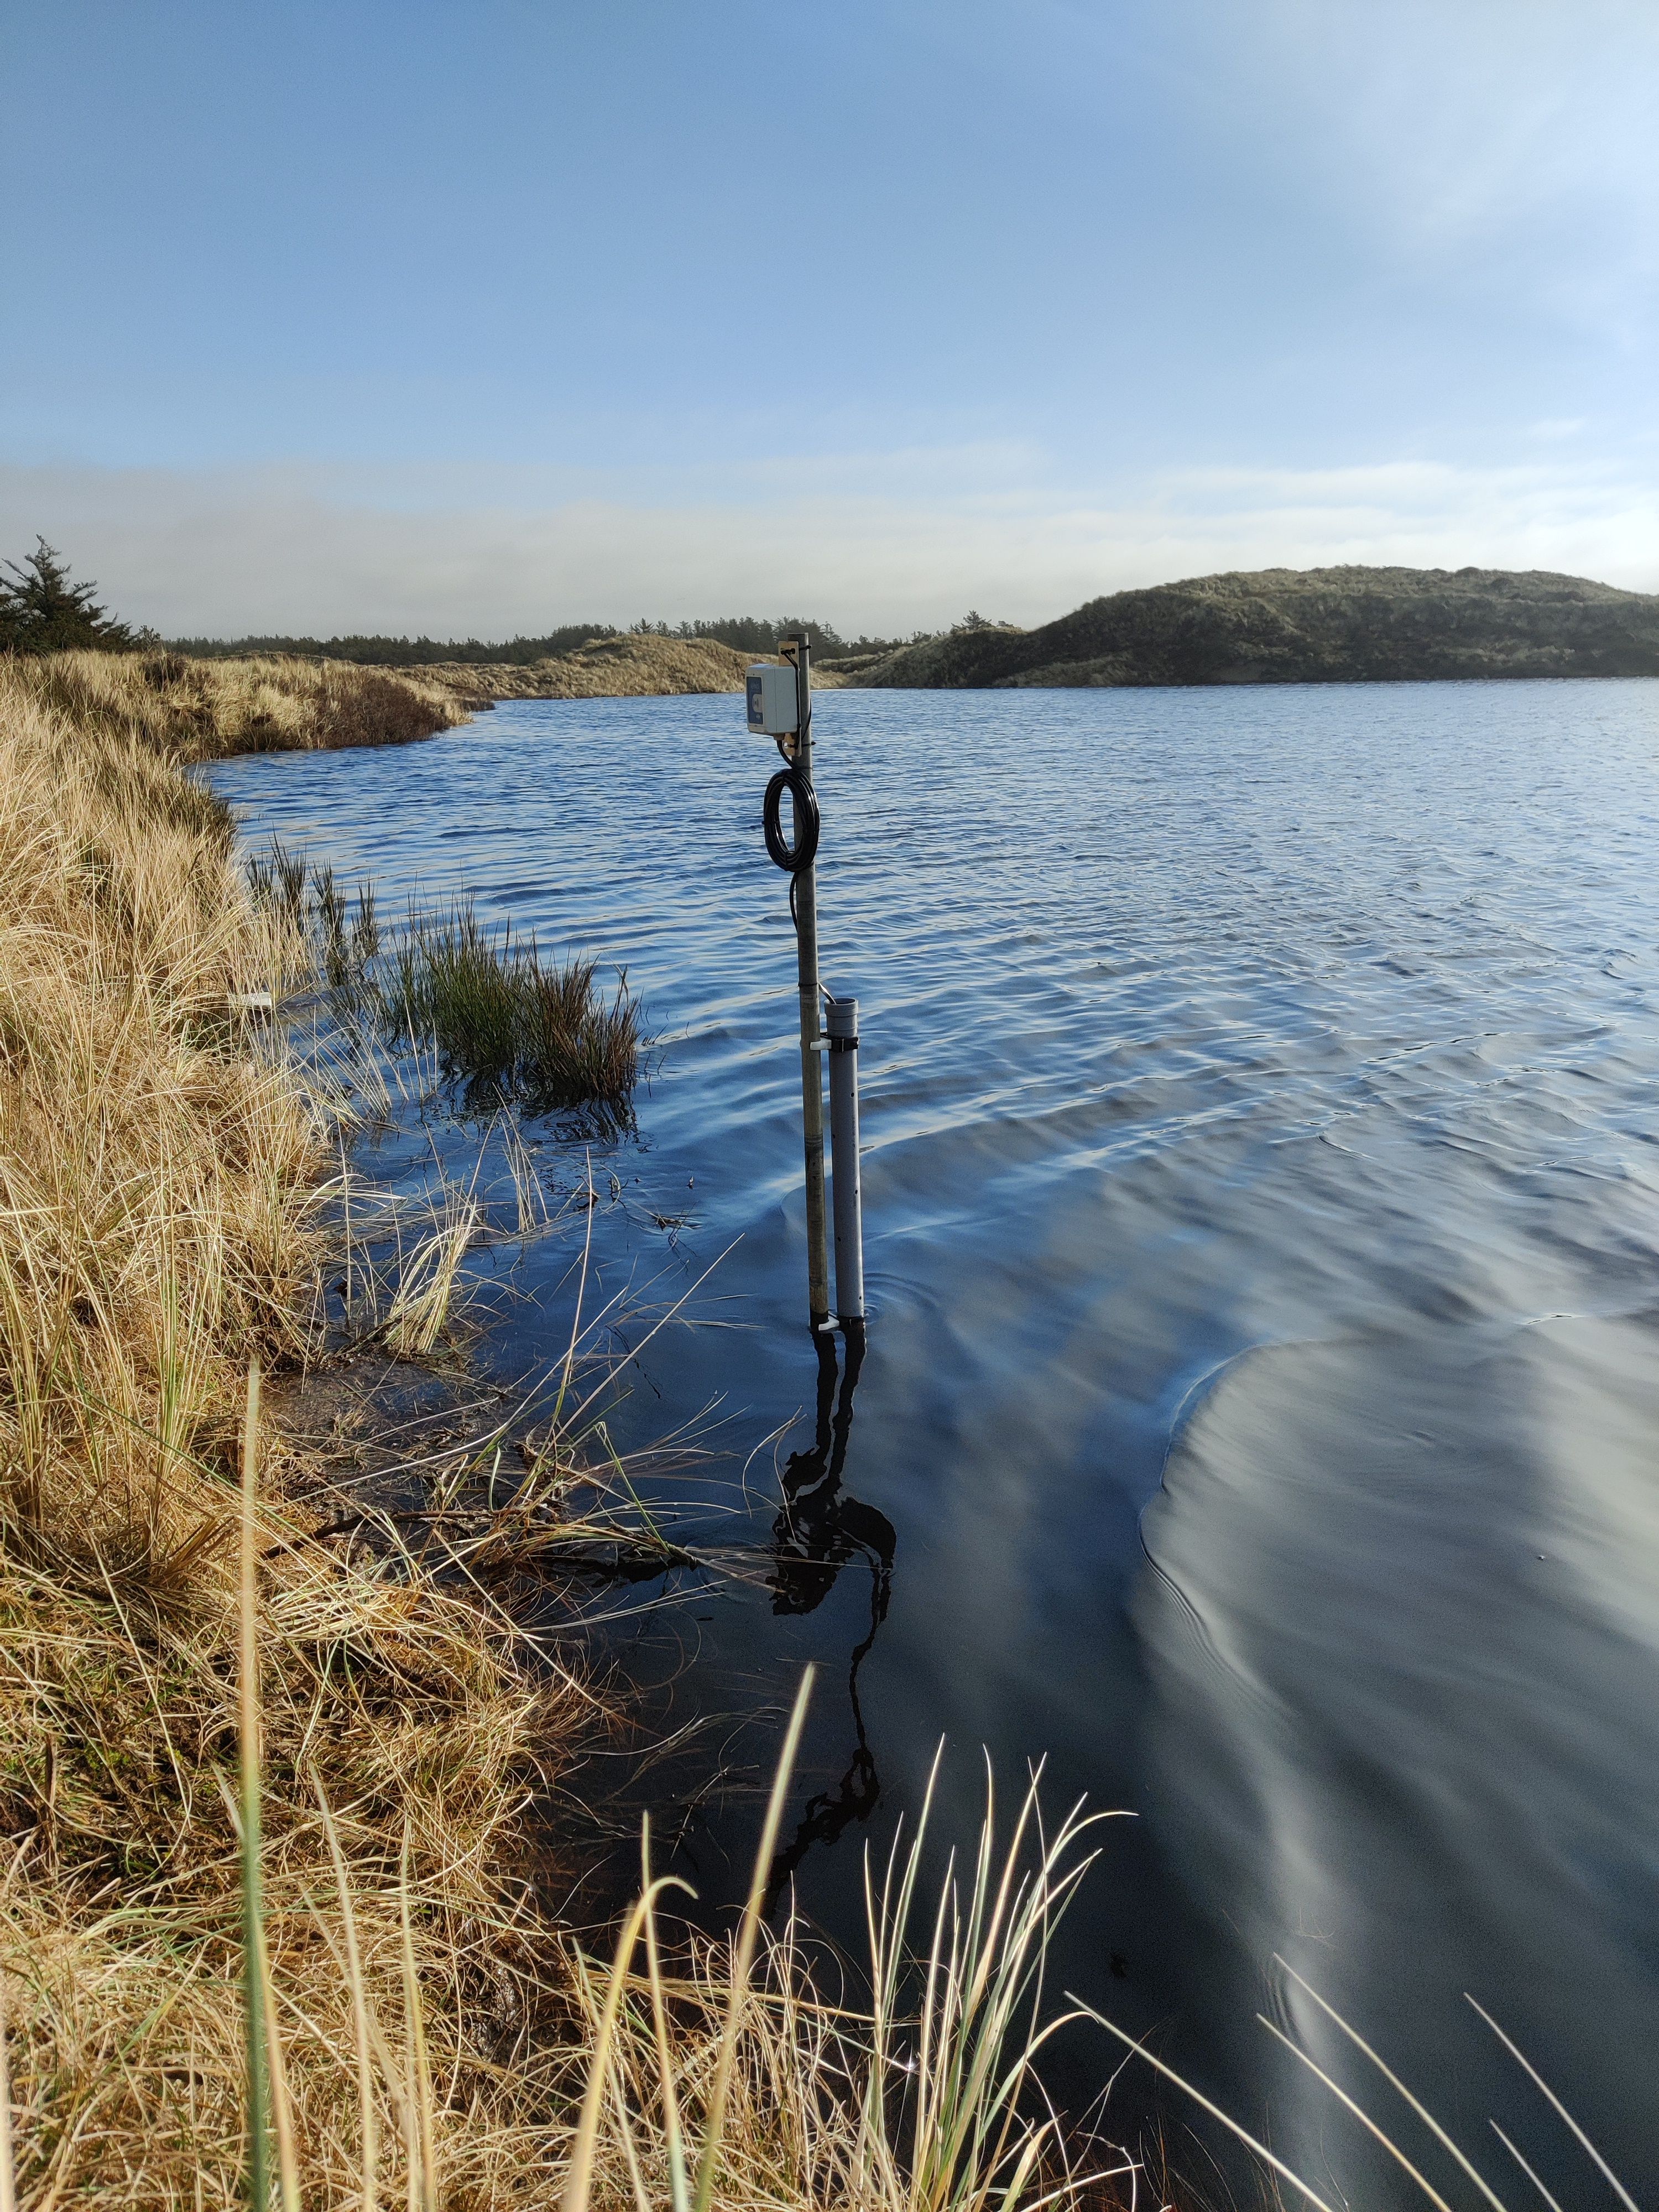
[[764, 765, 820, 875]]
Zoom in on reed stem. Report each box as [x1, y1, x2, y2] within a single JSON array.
[[239, 1360, 270, 2211], [0, 1964, 15, 2212]]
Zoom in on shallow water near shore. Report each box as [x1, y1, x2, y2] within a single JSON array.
[[208, 677, 1659, 2205]]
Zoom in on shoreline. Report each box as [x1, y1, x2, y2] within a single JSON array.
[[0, 649, 1155, 2210], [0, 648, 602, 2201]]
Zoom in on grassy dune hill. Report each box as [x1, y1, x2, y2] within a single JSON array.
[[832, 566, 1659, 690], [18, 646, 466, 755], [406, 632, 849, 703]]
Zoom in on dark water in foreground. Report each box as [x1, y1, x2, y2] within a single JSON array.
[[209, 679, 1659, 2205]]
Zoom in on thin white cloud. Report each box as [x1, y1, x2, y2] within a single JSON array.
[[2, 453, 1653, 640], [1246, 0, 1659, 243]]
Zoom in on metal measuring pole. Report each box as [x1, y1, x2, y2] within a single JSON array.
[[825, 993, 865, 1327], [781, 632, 832, 1329]]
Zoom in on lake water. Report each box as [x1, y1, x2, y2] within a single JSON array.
[[208, 678, 1659, 2206]]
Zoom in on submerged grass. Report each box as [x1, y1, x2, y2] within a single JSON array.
[[377, 904, 641, 1127], [247, 836, 644, 1131]]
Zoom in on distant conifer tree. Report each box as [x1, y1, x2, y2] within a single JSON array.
[[0, 539, 150, 653]]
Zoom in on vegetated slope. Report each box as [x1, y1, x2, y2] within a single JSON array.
[[0, 654, 589, 2201], [406, 634, 849, 702], [14, 646, 465, 755], [832, 567, 1659, 690]]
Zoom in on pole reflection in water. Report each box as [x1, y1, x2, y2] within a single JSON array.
[[765, 1321, 893, 1914]]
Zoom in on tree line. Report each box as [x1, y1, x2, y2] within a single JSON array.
[[169, 614, 933, 664], [166, 625, 616, 667], [1, 538, 977, 665]]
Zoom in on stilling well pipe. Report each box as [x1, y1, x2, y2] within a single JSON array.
[[825, 993, 865, 1325], [780, 633, 831, 1328]]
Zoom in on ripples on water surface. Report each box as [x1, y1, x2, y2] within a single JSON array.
[[208, 679, 1659, 2204]]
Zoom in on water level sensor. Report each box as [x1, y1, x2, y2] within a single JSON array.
[[741, 633, 866, 1347], [746, 663, 800, 735]]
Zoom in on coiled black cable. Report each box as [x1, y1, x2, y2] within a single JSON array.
[[763, 765, 820, 875]]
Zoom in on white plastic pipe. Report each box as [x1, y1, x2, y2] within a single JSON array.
[[825, 993, 865, 1324]]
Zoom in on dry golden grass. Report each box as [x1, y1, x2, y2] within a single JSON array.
[[561, 1695, 1134, 2212], [0, 664, 315, 1559], [7, 648, 464, 762], [0, 654, 576, 2204]]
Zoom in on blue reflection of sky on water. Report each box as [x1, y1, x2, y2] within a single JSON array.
[[208, 676, 1659, 2206]]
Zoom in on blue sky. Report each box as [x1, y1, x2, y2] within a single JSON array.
[[2, 0, 1655, 634]]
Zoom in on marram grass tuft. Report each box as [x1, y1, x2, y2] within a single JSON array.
[[375, 902, 642, 1126], [7, 645, 463, 760]]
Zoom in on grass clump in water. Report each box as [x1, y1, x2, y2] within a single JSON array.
[[245, 842, 643, 1131], [377, 901, 641, 1128]]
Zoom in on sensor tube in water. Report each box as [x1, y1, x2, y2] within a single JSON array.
[[825, 993, 865, 1325]]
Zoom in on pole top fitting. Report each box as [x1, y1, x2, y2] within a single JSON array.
[[824, 994, 859, 1039]]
